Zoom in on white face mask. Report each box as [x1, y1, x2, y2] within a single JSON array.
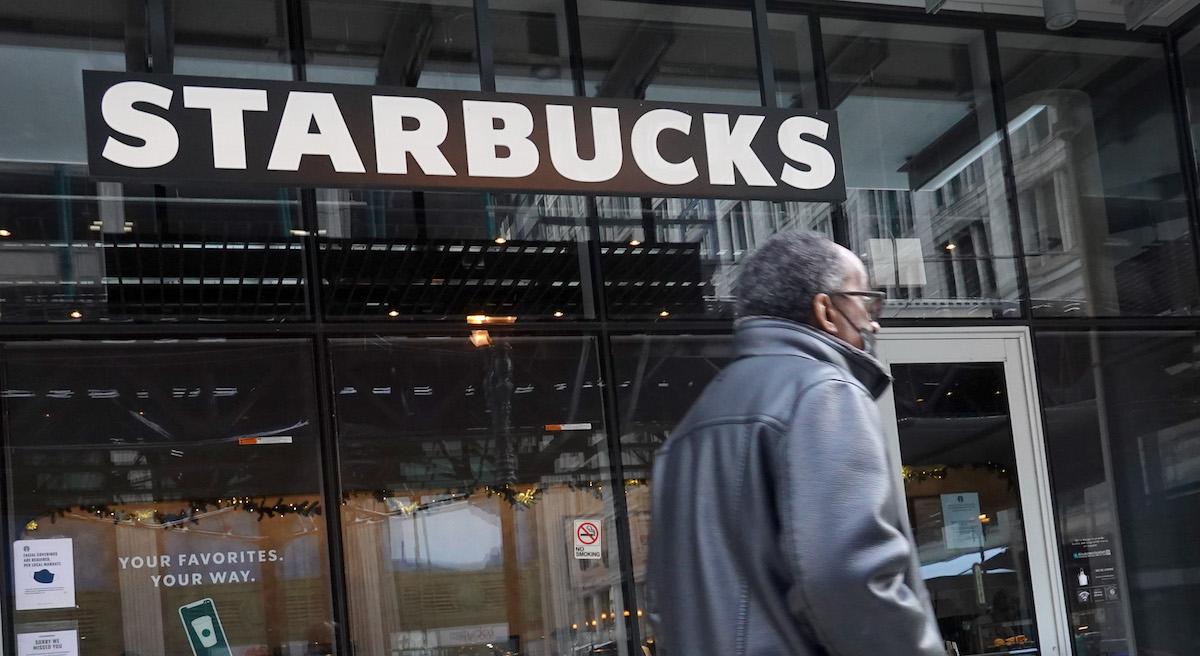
[[858, 323, 878, 356]]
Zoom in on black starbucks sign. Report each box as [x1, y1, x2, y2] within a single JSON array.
[[82, 71, 845, 202]]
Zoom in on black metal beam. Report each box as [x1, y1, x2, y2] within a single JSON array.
[[1163, 32, 1200, 310], [985, 29, 1036, 321], [147, 0, 173, 74], [475, 0, 497, 93], [753, 0, 780, 108]]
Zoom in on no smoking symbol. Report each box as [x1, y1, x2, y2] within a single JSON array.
[[577, 521, 600, 545]]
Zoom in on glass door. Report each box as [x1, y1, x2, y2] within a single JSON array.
[[876, 328, 1069, 656]]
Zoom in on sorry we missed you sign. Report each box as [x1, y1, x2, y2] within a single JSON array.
[[82, 71, 845, 202]]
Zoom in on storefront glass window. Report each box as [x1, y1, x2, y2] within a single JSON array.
[[769, 13, 819, 110], [1174, 25, 1200, 226], [305, 0, 479, 90], [610, 334, 734, 650], [173, 0, 293, 80], [0, 0, 309, 323], [2, 339, 335, 655], [822, 19, 1023, 319], [579, 4, 830, 320], [1036, 331, 1200, 655], [491, 0, 574, 96], [330, 335, 629, 655], [998, 34, 1200, 317], [314, 190, 594, 321]]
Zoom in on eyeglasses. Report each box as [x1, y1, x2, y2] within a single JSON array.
[[826, 290, 886, 321]]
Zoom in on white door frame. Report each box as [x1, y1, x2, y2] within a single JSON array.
[[875, 326, 1071, 656]]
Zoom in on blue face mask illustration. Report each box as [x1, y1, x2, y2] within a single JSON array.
[[33, 569, 55, 584]]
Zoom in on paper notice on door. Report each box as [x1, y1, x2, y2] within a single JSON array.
[[13, 539, 76, 611], [17, 629, 79, 656], [941, 493, 984, 551]]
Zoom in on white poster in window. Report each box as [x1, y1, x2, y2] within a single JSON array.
[[13, 539, 76, 611], [17, 629, 79, 656], [941, 493, 983, 551]]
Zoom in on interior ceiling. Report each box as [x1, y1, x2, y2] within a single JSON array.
[[828, 0, 1200, 28]]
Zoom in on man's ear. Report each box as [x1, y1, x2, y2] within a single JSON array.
[[810, 293, 839, 335]]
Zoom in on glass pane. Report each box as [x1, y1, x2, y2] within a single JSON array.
[[579, 4, 820, 321], [611, 335, 735, 651], [305, 0, 480, 90], [891, 362, 1040, 655], [0, 3, 309, 323], [769, 13, 819, 109], [1036, 331, 1200, 655], [316, 191, 593, 320], [173, 0, 293, 80], [492, 0, 575, 96], [331, 335, 629, 656], [998, 33, 1200, 317], [824, 19, 1022, 319], [594, 197, 833, 320], [2, 340, 335, 654], [579, 2, 759, 105]]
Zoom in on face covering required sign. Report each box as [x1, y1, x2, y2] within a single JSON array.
[[82, 71, 846, 202]]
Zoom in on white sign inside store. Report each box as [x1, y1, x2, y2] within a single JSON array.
[[13, 539, 76, 611]]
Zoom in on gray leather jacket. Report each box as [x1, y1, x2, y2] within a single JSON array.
[[647, 317, 944, 656]]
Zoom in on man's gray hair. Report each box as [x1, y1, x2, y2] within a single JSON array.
[[734, 231, 848, 323]]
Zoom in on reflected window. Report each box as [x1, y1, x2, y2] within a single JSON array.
[[2, 340, 334, 654], [1036, 331, 1200, 655], [330, 335, 629, 656], [999, 34, 1200, 317], [305, 0, 479, 90], [0, 2, 307, 323], [316, 191, 593, 320], [821, 19, 1022, 319]]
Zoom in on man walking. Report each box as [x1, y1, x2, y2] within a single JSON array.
[[647, 231, 944, 655]]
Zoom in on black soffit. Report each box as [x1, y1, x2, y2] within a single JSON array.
[[0, 237, 711, 320]]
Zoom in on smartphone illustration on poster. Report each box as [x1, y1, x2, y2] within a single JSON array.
[[179, 597, 232, 656]]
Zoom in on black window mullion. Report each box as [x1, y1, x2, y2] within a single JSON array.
[[752, 0, 778, 108], [985, 29, 1036, 322], [564, 0, 643, 651], [285, 0, 353, 653], [1163, 33, 1200, 305]]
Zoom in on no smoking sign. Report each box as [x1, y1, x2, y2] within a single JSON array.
[[573, 519, 602, 560]]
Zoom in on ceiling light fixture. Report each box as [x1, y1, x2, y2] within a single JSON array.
[[945, 242, 957, 251], [469, 330, 493, 348], [629, 239, 642, 247], [467, 314, 517, 325], [1044, 0, 1078, 30], [553, 311, 564, 318], [0, 229, 11, 237], [69, 310, 83, 319], [494, 237, 508, 245], [659, 310, 671, 318], [387, 309, 400, 317]]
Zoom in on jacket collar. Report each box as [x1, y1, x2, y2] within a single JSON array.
[[733, 316, 892, 399]]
